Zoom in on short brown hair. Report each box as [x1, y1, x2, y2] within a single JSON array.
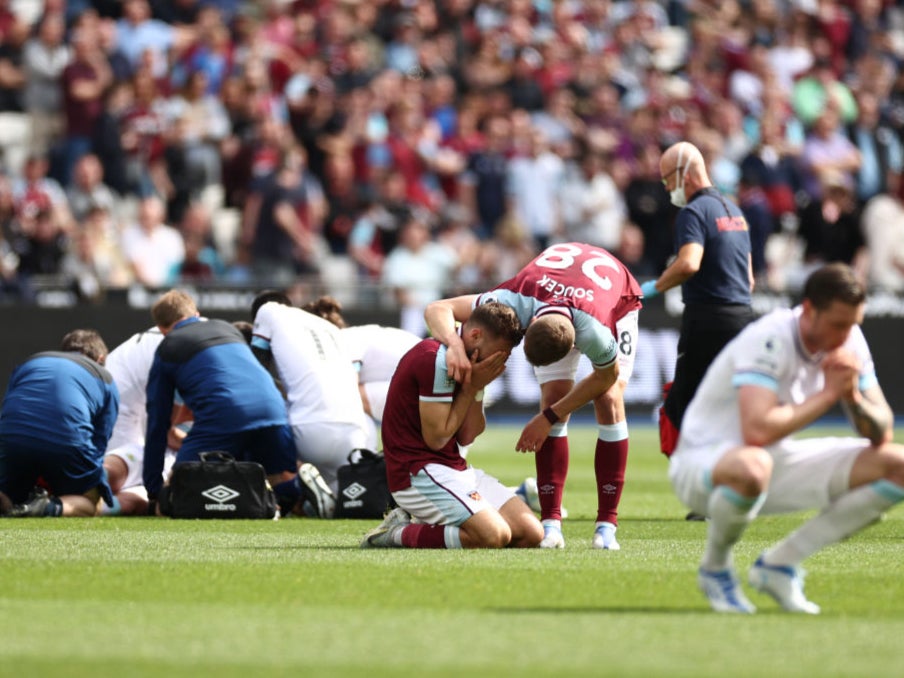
[[467, 302, 524, 348], [803, 263, 866, 311], [303, 295, 347, 328], [523, 313, 574, 366], [61, 329, 108, 363], [151, 289, 198, 328]]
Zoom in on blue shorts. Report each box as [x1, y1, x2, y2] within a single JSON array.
[[0, 437, 112, 505], [176, 424, 297, 476]]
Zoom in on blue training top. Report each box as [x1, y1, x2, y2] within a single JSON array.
[[674, 187, 752, 306], [143, 317, 289, 495], [0, 351, 119, 457]]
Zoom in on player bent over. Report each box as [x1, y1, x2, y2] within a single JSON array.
[[361, 302, 543, 549]]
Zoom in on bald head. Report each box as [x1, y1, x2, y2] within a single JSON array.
[[659, 141, 711, 194]]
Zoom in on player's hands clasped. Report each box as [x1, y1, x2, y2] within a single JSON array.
[[822, 348, 860, 401]]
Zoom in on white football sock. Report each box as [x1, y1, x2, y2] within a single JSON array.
[[763, 480, 904, 566], [701, 486, 765, 571]]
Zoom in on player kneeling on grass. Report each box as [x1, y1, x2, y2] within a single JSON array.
[[362, 302, 543, 549], [671, 263, 904, 614], [0, 329, 118, 517]]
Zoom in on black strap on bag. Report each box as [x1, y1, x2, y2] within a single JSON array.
[[160, 451, 278, 519], [335, 448, 395, 519]]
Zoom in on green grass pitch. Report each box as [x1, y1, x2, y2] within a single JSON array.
[[1, 423, 903, 677]]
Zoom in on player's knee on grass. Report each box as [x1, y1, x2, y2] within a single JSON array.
[[460, 509, 512, 548]]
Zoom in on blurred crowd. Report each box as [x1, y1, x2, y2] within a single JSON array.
[[2, 0, 904, 318]]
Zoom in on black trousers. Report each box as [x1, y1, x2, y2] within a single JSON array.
[[664, 302, 755, 430]]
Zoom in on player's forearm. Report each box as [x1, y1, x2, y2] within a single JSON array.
[[746, 391, 838, 447], [842, 392, 893, 447], [456, 399, 486, 447], [549, 365, 618, 418], [424, 301, 461, 347], [422, 386, 481, 450]]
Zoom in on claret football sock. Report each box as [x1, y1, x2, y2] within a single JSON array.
[[536, 430, 569, 522], [595, 422, 628, 525]]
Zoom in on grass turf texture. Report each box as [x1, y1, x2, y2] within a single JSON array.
[[1, 424, 903, 677]]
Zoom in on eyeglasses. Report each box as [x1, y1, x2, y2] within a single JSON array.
[[662, 166, 682, 187]]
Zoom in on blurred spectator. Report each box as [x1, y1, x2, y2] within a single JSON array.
[[381, 211, 458, 337], [558, 148, 624, 250], [791, 57, 858, 127], [435, 201, 481, 293], [797, 170, 867, 282], [320, 151, 361, 255], [0, 18, 29, 175], [861, 188, 904, 292], [504, 47, 544, 112], [506, 126, 564, 250], [459, 113, 510, 240], [736, 169, 775, 286], [14, 207, 69, 278], [61, 205, 132, 299], [800, 106, 861, 202], [623, 142, 674, 275], [531, 87, 584, 152], [119, 69, 170, 197], [477, 210, 537, 286], [614, 221, 657, 279], [168, 201, 224, 283], [739, 114, 803, 223], [114, 0, 194, 80], [22, 12, 69, 157], [846, 89, 903, 206], [92, 81, 132, 196], [347, 175, 409, 293], [165, 69, 231, 190], [240, 143, 325, 285], [120, 194, 185, 288], [66, 153, 119, 223], [61, 24, 113, 186], [12, 153, 72, 233]]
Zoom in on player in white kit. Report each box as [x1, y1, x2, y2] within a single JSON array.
[[302, 294, 420, 435], [251, 292, 373, 517], [670, 263, 904, 614], [103, 327, 188, 515]]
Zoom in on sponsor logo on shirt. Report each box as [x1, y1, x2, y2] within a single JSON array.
[[715, 215, 749, 232]]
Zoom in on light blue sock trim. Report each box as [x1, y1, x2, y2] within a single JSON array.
[[598, 421, 628, 442], [549, 422, 568, 437], [871, 479, 904, 503], [703, 470, 713, 492], [717, 485, 762, 511], [100, 496, 121, 516], [444, 525, 462, 549]]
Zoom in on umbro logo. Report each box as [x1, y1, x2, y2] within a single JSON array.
[[602, 483, 617, 494], [342, 482, 367, 500], [201, 485, 240, 503]]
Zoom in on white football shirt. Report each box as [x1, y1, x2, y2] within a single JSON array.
[[252, 302, 368, 427], [105, 327, 164, 450], [679, 306, 877, 449]]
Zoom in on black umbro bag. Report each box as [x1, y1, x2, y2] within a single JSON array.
[[335, 448, 395, 519], [159, 451, 278, 519]]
